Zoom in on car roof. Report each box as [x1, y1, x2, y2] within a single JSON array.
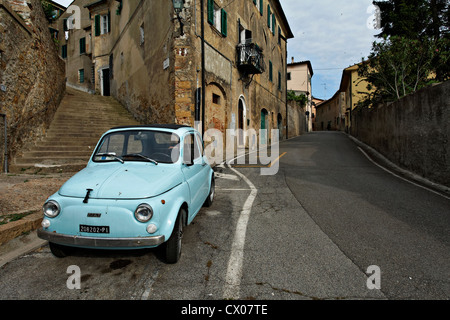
[[111, 124, 191, 130]]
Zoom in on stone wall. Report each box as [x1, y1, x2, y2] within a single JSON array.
[[351, 81, 450, 187], [0, 0, 66, 168]]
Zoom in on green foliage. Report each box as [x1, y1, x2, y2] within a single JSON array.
[[287, 91, 308, 107], [358, 36, 437, 106], [357, 0, 450, 107], [40, 0, 55, 22]]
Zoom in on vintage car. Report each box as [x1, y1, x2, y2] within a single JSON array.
[[38, 125, 215, 264]]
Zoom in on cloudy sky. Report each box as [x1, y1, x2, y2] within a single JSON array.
[[280, 0, 380, 99], [53, 0, 380, 100]]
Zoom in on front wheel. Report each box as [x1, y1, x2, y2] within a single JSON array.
[[164, 209, 185, 264], [49, 242, 71, 258]]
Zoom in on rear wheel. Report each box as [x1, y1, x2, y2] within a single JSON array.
[[164, 209, 185, 264], [203, 176, 215, 207]]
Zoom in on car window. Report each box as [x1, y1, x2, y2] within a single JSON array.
[[183, 133, 202, 164], [93, 130, 180, 164]]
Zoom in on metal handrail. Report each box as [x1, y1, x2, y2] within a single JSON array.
[[236, 42, 265, 73]]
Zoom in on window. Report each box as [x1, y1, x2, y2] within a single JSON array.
[[79, 37, 86, 55], [212, 93, 221, 104], [267, 4, 276, 35], [183, 134, 201, 164], [207, 0, 227, 37], [79, 69, 85, 83], [287, 72, 291, 81], [254, 0, 263, 15], [95, 13, 110, 36]]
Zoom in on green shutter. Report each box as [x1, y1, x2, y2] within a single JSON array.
[[61, 45, 67, 59], [253, 0, 256, 4], [80, 38, 86, 54], [260, 0, 263, 15], [207, 0, 214, 25], [107, 11, 111, 33], [95, 15, 101, 36], [79, 69, 85, 83], [272, 14, 276, 35], [221, 9, 227, 37], [278, 71, 281, 90], [267, 5, 271, 28], [269, 61, 273, 82]]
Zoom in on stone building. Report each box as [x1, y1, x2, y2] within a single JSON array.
[[287, 59, 314, 132], [315, 62, 371, 132], [56, 0, 294, 151]]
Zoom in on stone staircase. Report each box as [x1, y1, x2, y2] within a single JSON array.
[[11, 87, 139, 173]]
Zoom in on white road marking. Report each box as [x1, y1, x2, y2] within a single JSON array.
[[222, 166, 258, 300], [358, 147, 450, 201]]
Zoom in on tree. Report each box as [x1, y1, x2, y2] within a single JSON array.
[[287, 91, 308, 108], [373, 0, 449, 40], [357, 36, 436, 106], [373, 0, 450, 81]]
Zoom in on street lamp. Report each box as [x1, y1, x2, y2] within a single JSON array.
[[173, 0, 184, 12]]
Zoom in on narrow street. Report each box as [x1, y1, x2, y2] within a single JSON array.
[[0, 132, 448, 301]]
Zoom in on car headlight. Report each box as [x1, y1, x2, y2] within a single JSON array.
[[43, 200, 61, 218], [134, 204, 153, 223]]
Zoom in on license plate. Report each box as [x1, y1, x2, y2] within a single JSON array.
[[80, 225, 110, 234]]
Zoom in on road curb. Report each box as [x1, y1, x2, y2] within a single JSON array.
[[0, 212, 42, 246], [346, 133, 450, 198]]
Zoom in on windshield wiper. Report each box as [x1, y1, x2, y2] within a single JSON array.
[[95, 153, 124, 164], [123, 153, 158, 165]]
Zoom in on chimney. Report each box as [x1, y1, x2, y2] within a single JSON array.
[[291, 57, 295, 64]]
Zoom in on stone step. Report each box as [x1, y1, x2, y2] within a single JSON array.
[[10, 86, 139, 173]]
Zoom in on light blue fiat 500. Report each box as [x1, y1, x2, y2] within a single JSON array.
[[38, 125, 215, 263]]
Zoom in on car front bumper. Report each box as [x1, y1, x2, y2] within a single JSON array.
[[37, 229, 165, 248]]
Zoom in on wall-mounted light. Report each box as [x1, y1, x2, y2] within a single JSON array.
[[173, 0, 184, 12]]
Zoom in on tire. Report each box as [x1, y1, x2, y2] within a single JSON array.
[[203, 176, 215, 207], [49, 242, 71, 258], [164, 209, 185, 264]]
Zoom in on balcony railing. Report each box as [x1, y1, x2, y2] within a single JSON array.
[[236, 42, 265, 75]]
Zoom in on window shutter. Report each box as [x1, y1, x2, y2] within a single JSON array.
[[95, 15, 101, 36], [221, 9, 227, 37], [272, 14, 276, 35], [267, 5, 271, 28], [269, 60, 273, 82], [207, 0, 214, 25], [107, 11, 111, 33], [253, 0, 256, 4], [80, 37, 86, 54], [260, 0, 263, 15]]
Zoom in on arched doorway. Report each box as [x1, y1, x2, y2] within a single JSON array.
[[238, 97, 246, 146], [261, 108, 269, 145], [277, 113, 283, 139]]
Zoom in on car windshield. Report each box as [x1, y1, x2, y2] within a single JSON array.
[[93, 130, 180, 164]]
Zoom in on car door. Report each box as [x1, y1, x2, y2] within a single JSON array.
[[181, 132, 210, 219]]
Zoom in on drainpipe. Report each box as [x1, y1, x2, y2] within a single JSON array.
[[200, 0, 206, 136], [0, 113, 7, 173]]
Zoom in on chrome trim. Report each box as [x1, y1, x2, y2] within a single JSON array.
[[37, 229, 165, 248]]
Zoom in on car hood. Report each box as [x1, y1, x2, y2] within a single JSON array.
[[59, 164, 182, 200]]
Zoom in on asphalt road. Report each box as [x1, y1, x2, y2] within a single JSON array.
[[280, 132, 450, 299], [0, 132, 448, 302]]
